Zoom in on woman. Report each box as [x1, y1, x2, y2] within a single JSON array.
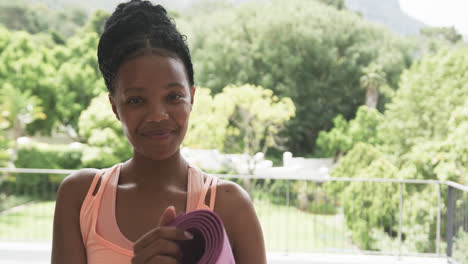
[[51, 1, 266, 263]]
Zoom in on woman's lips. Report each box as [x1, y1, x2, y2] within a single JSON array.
[[140, 129, 175, 140]]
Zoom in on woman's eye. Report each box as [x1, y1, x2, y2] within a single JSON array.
[[127, 97, 143, 104], [169, 94, 184, 101]]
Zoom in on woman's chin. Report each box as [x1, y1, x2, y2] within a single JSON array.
[[134, 147, 180, 161]]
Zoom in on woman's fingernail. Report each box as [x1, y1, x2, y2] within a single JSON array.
[[185, 231, 194, 239]]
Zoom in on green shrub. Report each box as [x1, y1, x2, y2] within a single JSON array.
[[0, 134, 10, 167], [78, 93, 132, 168], [453, 229, 468, 264], [15, 142, 83, 170], [308, 201, 337, 215], [12, 142, 83, 199], [0, 193, 31, 211]]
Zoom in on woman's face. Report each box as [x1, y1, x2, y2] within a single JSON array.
[[110, 53, 195, 160]]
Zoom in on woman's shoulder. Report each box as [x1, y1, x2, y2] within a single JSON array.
[[212, 178, 253, 216], [56, 168, 102, 209], [211, 177, 266, 261], [216, 179, 250, 202]]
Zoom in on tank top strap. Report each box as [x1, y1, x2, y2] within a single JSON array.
[[80, 166, 116, 244], [209, 176, 218, 210], [86, 170, 105, 198], [196, 172, 219, 211], [186, 166, 202, 212], [80, 169, 107, 220], [185, 165, 220, 212], [93, 165, 119, 200]]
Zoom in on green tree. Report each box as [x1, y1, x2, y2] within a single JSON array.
[[316, 0, 344, 9], [316, 105, 383, 158], [185, 85, 296, 164], [0, 134, 9, 168], [0, 83, 46, 167], [78, 93, 131, 168], [180, 84, 295, 194], [181, 0, 413, 155], [0, 2, 48, 34], [83, 10, 109, 35], [380, 47, 468, 156], [221, 85, 296, 163], [0, 28, 103, 138], [360, 63, 387, 109], [420, 26, 463, 44], [186, 0, 233, 17], [398, 100, 468, 184], [0, 31, 58, 135], [320, 46, 468, 252], [48, 32, 104, 137], [0, 1, 88, 38], [184, 87, 232, 150]]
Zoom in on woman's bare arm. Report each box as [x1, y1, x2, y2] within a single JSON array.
[[215, 181, 267, 264], [51, 169, 98, 264]]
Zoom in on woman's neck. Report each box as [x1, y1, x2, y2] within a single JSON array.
[[120, 149, 189, 190]]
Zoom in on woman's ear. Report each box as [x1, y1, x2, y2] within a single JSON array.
[[108, 94, 120, 121], [190, 86, 196, 107]]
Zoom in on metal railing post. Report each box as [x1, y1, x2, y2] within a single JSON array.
[[446, 185, 455, 257], [398, 182, 403, 259], [285, 180, 290, 253], [436, 183, 441, 256]]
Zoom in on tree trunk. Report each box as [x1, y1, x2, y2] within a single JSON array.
[[366, 86, 378, 109], [8, 117, 23, 168]]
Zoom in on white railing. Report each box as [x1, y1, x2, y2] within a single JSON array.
[[1, 167, 467, 263]]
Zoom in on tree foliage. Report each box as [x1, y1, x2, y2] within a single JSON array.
[[83, 10, 110, 35], [380, 48, 468, 157], [181, 0, 413, 155], [360, 63, 387, 108], [0, 28, 104, 137], [316, 106, 383, 157], [420, 26, 463, 44], [321, 47, 468, 251], [186, 85, 296, 159], [220, 85, 295, 158], [184, 87, 232, 150], [0, 0, 88, 38], [78, 93, 131, 168], [0, 31, 59, 134]]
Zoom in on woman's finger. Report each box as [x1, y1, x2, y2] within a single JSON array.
[[133, 226, 193, 253], [131, 239, 182, 264], [149, 255, 178, 264], [132, 254, 178, 264], [158, 206, 176, 226]]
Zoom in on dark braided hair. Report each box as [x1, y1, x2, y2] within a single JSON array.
[[97, 0, 194, 94]]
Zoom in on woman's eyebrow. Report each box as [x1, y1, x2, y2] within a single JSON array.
[[123, 83, 184, 94], [165, 82, 185, 89], [124, 87, 145, 95]]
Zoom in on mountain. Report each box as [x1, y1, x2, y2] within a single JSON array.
[[16, 0, 432, 38], [21, 0, 266, 13], [344, 0, 427, 36]]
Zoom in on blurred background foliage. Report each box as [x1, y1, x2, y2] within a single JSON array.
[[0, 0, 467, 253]]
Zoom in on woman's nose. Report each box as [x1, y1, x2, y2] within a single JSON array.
[[146, 103, 169, 122]]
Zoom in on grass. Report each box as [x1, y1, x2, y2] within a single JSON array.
[[0, 194, 32, 211], [0, 201, 55, 241], [0, 199, 356, 252], [255, 199, 356, 252]]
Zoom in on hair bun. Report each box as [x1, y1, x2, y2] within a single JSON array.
[[97, 0, 194, 93]]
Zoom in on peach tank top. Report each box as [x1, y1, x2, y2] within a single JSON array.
[[79, 164, 219, 263]]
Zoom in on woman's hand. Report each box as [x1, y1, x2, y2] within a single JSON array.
[[132, 206, 193, 264]]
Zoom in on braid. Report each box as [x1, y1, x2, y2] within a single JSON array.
[[97, 0, 194, 93]]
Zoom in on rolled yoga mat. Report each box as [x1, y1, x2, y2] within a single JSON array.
[[168, 209, 235, 264]]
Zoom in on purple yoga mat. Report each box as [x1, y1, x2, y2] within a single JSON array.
[[168, 209, 235, 264]]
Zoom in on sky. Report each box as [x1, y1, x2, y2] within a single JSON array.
[[399, 0, 468, 35]]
